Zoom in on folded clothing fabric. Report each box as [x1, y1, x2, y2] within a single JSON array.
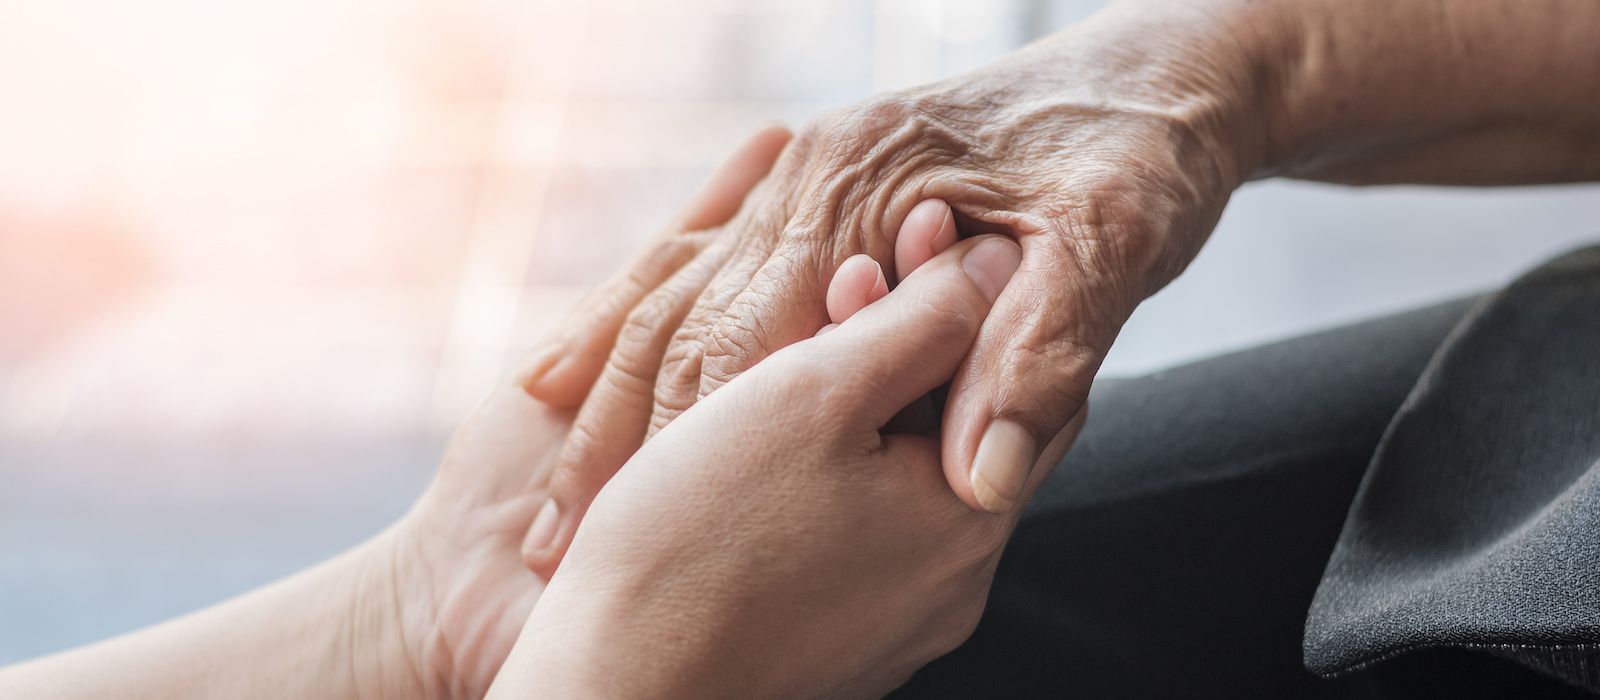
[[893, 243, 1600, 699], [1305, 245, 1600, 689]]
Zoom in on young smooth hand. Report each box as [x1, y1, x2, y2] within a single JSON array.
[[491, 234, 1085, 699], [391, 125, 792, 697], [0, 125, 792, 700]]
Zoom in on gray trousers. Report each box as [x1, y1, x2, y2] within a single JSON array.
[[896, 245, 1600, 699]]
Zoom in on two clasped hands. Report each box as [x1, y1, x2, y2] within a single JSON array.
[[0, 127, 1086, 699], [490, 129, 1086, 698], [7, 0, 1594, 695]]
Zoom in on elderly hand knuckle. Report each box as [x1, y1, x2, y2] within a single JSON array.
[[999, 318, 1098, 382], [842, 94, 917, 136], [1053, 187, 1177, 294], [617, 289, 674, 348], [656, 342, 701, 388], [608, 312, 676, 390], [1019, 321, 1098, 362], [645, 409, 677, 437], [990, 343, 1092, 419], [705, 317, 763, 364], [552, 425, 606, 492], [653, 354, 702, 414], [600, 354, 655, 394]]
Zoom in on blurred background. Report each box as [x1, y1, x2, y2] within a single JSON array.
[[2, 0, 1597, 663]]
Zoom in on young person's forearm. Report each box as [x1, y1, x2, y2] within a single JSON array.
[[1243, 0, 1600, 184], [0, 529, 426, 700]]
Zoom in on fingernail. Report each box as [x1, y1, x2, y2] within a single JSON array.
[[970, 419, 1036, 513], [904, 199, 949, 238], [827, 254, 883, 322], [526, 498, 561, 552], [961, 237, 1022, 302]]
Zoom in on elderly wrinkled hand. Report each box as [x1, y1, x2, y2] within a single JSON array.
[[493, 234, 1087, 699], [517, 4, 1262, 574]]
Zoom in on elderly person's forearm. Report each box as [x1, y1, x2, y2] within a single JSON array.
[[1205, 0, 1600, 183], [519, 0, 1600, 575]]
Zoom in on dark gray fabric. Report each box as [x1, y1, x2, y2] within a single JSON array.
[[892, 244, 1600, 698], [1305, 245, 1600, 687]]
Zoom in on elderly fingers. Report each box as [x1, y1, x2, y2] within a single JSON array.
[[520, 234, 735, 577], [520, 125, 791, 407], [940, 232, 1128, 514], [797, 236, 1021, 428]]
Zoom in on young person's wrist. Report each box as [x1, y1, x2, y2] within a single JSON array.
[[497, 573, 728, 700], [508, 590, 643, 698], [341, 526, 440, 700]]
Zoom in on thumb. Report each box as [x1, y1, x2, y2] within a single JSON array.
[[799, 235, 1021, 428], [941, 236, 1128, 513]]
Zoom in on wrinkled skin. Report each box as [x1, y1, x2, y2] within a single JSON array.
[[520, 3, 1270, 574], [495, 236, 1086, 699], [9, 0, 1595, 696]]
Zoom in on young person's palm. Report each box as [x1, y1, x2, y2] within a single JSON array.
[[396, 383, 572, 697], [387, 125, 794, 696]]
